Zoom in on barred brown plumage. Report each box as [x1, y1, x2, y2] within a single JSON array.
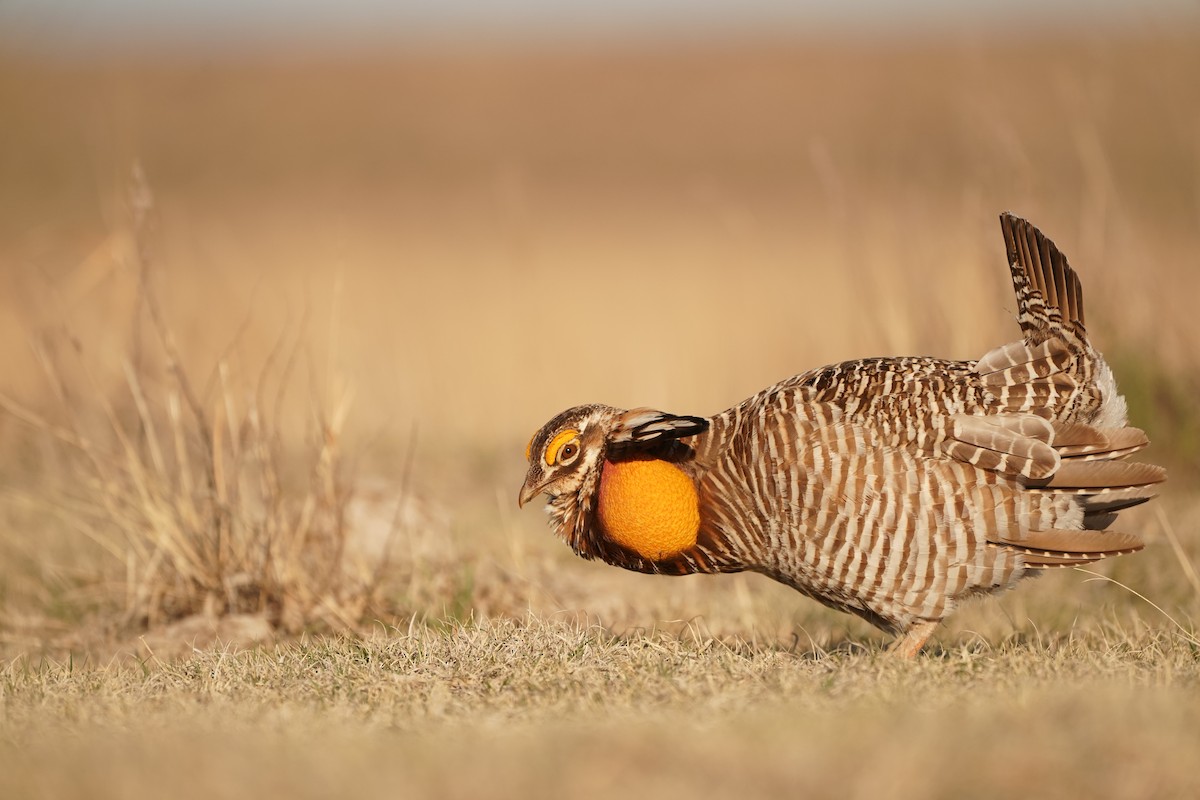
[[519, 214, 1166, 657]]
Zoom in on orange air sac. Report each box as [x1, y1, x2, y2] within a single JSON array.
[[596, 458, 700, 560]]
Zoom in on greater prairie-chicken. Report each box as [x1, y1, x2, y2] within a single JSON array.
[[519, 214, 1164, 656]]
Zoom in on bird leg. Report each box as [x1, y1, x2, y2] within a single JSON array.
[[889, 620, 939, 659]]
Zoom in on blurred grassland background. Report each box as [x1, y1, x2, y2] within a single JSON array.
[[2, 10, 1200, 799]]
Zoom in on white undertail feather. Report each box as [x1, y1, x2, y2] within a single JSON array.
[[1092, 360, 1130, 430]]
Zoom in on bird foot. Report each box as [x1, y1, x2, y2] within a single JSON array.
[[889, 621, 939, 659]]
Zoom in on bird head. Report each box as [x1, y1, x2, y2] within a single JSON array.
[[518, 404, 710, 565], [519, 404, 709, 509]]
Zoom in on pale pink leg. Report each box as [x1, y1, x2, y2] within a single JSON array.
[[890, 620, 939, 659]]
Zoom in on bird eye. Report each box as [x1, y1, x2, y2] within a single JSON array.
[[544, 429, 581, 466]]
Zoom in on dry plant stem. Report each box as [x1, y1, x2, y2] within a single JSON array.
[[370, 424, 421, 592], [0, 394, 86, 451], [1075, 568, 1200, 647], [1157, 506, 1200, 600], [0, 163, 376, 634], [129, 165, 221, 545]]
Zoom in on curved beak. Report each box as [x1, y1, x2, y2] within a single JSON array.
[[518, 473, 552, 508]]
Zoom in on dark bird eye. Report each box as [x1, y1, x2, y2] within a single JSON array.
[[544, 429, 581, 466]]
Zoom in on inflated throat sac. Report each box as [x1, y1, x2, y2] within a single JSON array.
[[597, 458, 699, 560]]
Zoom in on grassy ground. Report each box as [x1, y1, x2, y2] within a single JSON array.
[[3, 621, 1200, 799], [2, 24, 1200, 798]]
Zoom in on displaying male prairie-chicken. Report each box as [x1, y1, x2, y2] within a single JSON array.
[[519, 214, 1165, 656]]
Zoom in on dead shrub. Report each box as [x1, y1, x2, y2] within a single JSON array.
[[0, 166, 391, 634]]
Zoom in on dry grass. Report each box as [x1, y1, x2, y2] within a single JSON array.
[[1, 25, 1200, 799], [3, 619, 1200, 799], [0, 168, 394, 639]]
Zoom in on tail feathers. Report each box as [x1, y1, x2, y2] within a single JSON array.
[[975, 339, 1071, 385], [945, 414, 1163, 526], [1080, 489, 1160, 514], [973, 339, 1078, 416], [992, 527, 1143, 553], [1083, 495, 1154, 515], [1053, 424, 1149, 460], [987, 528, 1144, 569], [1022, 556, 1110, 568], [1025, 459, 1165, 517], [944, 413, 1057, 480], [1000, 213, 1087, 345], [942, 414, 1151, 483], [1027, 460, 1166, 491], [1082, 510, 1119, 530]]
